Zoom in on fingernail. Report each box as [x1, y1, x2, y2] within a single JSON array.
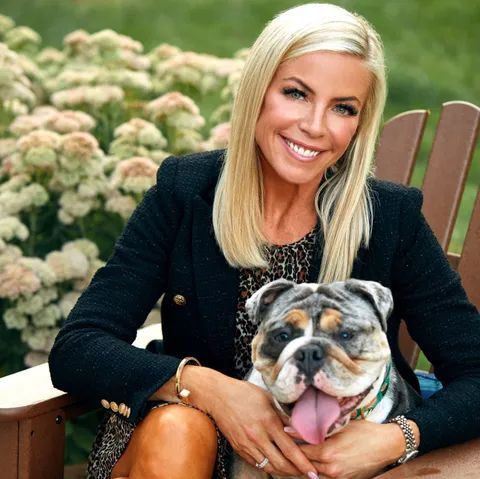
[[284, 426, 296, 433], [308, 473, 319, 479]]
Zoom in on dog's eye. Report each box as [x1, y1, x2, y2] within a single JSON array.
[[274, 331, 291, 342], [339, 330, 354, 341]]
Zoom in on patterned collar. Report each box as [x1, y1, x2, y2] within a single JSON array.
[[350, 361, 392, 420]]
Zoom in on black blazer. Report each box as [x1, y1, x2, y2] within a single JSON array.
[[49, 149, 480, 453]]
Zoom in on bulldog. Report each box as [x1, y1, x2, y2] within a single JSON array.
[[231, 278, 421, 479]]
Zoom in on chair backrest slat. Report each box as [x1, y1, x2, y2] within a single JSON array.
[[375, 110, 430, 370], [457, 190, 480, 309], [398, 322, 420, 369], [375, 109, 429, 184], [376, 102, 479, 369], [421, 101, 480, 249], [447, 253, 460, 271]]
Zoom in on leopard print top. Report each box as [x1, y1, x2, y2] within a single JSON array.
[[86, 227, 318, 479], [233, 226, 318, 378]]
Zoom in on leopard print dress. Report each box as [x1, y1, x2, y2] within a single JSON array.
[[86, 227, 318, 479]]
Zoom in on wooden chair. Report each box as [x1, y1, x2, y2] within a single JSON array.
[[0, 101, 479, 478], [376, 101, 480, 366]]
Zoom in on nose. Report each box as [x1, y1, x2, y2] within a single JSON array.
[[294, 344, 325, 377], [299, 104, 327, 138]]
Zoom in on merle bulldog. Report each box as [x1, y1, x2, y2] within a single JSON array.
[[231, 278, 421, 479]]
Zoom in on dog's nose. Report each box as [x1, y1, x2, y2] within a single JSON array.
[[295, 344, 325, 377]]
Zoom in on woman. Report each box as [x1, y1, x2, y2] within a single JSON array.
[[49, 3, 480, 479]]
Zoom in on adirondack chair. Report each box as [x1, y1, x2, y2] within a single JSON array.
[[0, 101, 479, 479]]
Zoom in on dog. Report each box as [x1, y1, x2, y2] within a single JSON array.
[[231, 278, 421, 479]]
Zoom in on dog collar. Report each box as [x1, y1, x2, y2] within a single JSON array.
[[350, 361, 392, 420]]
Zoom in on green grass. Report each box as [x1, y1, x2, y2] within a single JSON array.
[[1, 0, 479, 250]]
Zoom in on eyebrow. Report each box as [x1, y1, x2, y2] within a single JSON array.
[[283, 76, 361, 103]]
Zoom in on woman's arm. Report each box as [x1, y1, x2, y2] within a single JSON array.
[[292, 186, 479, 478], [392, 188, 480, 453], [163, 364, 321, 478], [48, 157, 183, 423]]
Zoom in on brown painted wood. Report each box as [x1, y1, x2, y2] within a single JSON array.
[[0, 324, 163, 423], [421, 101, 480, 249], [376, 109, 430, 370], [18, 411, 65, 479], [398, 322, 420, 371], [377, 437, 480, 478], [447, 252, 460, 271], [375, 109, 429, 184], [0, 421, 19, 479], [457, 190, 480, 309], [0, 323, 163, 478], [64, 463, 87, 479], [396, 102, 479, 369], [0, 363, 87, 423]]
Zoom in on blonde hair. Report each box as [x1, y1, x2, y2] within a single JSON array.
[[212, 3, 387, 282]]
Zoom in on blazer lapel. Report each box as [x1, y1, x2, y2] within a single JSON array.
[[192, 194, 239, 373]]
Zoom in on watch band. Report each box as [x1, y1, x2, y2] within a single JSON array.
[[388, 415, 419, 465]]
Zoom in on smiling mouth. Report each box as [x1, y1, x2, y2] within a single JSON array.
[[281, 136, 323, 160], [328, 387, 372, 433]]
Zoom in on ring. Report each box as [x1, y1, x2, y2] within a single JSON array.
[[255, 456, 269, 469]]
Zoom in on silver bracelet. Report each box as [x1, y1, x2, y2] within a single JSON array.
[[388, 415, 419, 465]]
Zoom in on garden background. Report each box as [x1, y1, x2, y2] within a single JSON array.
[[0, 0, 478, 470]]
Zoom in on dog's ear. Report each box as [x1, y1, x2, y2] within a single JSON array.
[[246, 279, 295, 324], [344, 279, 393, 331]]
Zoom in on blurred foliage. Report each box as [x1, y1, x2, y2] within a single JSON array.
[[1, 0, 478, 249], [0, 1, 477, 106], [65, 410, 103, 466], [0, 317, 27, 375]]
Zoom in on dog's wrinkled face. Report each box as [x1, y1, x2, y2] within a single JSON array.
[[247, 279, 392, 443]]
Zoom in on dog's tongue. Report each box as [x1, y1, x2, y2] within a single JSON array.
[[291, 387, 341, 444]]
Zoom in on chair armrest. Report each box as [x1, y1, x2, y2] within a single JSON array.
[[0, 323, 163, 422], [377, 437, 480, 478], [132, 322, 163, 349]]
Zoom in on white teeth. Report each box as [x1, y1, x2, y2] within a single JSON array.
[[285, 139, 320, 158]]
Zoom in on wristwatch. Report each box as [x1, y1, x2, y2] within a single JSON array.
[[389, 415, 419, 465]]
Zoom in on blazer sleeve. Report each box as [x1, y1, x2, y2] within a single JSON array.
[[49, 156, 183, 423], [392, 188, 480, 453]]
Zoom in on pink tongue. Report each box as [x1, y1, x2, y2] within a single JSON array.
[[291, 387, 341, 444]]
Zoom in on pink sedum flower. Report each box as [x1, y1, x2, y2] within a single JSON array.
[[61, 131, 99, 161], [0, 263, 41, 299], [111, 156, 158, 194]]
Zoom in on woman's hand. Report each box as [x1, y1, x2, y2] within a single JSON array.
[[288, 419, 412, 479], [186, 367, 319, 478]]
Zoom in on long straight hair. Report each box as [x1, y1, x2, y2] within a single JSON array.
[[213, 3, 387, 282]]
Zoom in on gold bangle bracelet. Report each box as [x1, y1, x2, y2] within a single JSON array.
[[175, 356, 201, 404]]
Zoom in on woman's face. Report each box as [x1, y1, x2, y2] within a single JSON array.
[[255, 51, 371, 191]]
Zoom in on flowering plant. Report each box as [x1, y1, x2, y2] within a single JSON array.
[[0, 13, 245, 374]]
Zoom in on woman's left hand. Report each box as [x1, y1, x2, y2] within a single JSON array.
[[288, 420, 407, 479]]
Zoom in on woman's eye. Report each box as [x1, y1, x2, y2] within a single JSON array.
[[274, 330, 291, 342], [334, 103, 359, 116], [282, 87, 306, 101]]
